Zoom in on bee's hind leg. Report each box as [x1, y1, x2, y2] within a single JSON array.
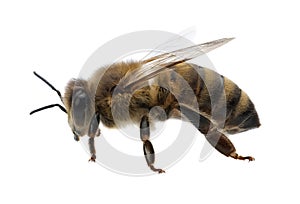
[[205, 130, 255, 162], [180, 105, 255, 162], [140, 115, 165, 174], [230, 152, 255, 161]]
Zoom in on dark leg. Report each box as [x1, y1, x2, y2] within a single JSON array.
[[88, 113, 100, 162], [205, 130, 255, 161], [88, 137, 96, 162], [140, 115, 165, 173], [179, 104, 254, 162]]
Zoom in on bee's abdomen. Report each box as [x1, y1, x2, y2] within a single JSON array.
[[172, 64, 259, 133], [224, 90, 260, 134], [153, 63, 260, 134]]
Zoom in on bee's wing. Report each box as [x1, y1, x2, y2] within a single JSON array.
[[140, 27, 196, 61], [120, 38, 234, 90]]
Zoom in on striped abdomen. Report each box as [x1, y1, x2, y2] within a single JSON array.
[[154, 63, 260, 135]]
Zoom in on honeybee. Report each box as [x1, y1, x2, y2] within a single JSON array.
[[31, 38, 260, 174]]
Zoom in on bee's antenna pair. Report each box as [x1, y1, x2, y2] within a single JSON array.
[[30, 71, 67, 115]]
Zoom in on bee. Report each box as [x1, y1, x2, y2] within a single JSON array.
[[30, 38, 260, 174]]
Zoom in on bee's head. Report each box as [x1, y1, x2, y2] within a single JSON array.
[[64, 79, 96, 140], [30, 72, 99, 141]]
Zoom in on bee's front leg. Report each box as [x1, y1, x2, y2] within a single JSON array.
[[140, 115, 165, 174], [88, 137, 96, 162], [88, 112, 101, 162]]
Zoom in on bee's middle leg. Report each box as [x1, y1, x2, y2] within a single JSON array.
[[140, 115, 165, 173]]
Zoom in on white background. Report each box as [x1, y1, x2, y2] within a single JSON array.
[[1, 0, 299, 203]]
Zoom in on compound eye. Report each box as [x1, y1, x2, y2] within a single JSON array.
[[72, 89, 88, 127]]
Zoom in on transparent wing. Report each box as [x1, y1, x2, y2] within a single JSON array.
[[119, 38, 234, 90], [140, 27, 196, 61]]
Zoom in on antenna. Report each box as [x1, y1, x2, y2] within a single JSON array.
[[30, 71, 67, 115]]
